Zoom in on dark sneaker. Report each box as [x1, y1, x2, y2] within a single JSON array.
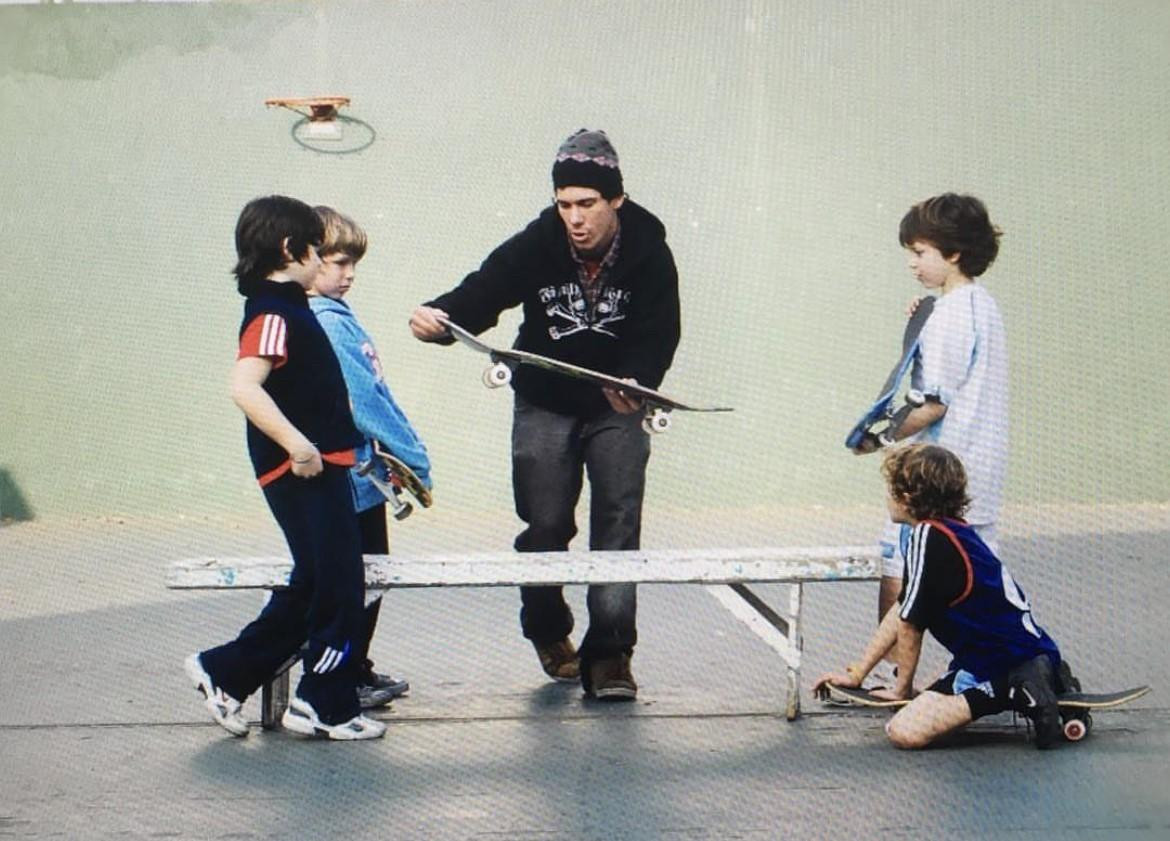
[[357, 667, 409, 710], [1057, 659, 1081, 694], [1008, 655, 1061, 749], [534, 638, 580, 682], [589, 654, 637, 701]]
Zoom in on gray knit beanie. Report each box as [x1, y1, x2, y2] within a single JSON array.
[[551, 128, 624, 199]]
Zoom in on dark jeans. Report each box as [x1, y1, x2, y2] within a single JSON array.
[[200, 466, 365, 724], [511, 395, 650, 664]]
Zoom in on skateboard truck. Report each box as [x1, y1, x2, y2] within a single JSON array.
[[482, 357, 672, 433], [355, 457, 414, 520], [355, 441, 433, 521], [876, 389, 925, 447]]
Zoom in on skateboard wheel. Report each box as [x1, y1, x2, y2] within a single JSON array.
[[1063, 717, 1087, 742], [906, 389, 925, 407], [643, 411, 672, 435], [483, 362, 512, 388], [392, 500, 414, 521]]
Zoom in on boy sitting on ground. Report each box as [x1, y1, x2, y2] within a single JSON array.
[[816, 443, 1073, 749]]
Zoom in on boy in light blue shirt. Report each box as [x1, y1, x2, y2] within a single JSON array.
[[309, 205, 433, 709], [852, 193, 1007, 690]]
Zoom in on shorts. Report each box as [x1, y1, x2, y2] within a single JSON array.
[[927, 669, 1012, 720]]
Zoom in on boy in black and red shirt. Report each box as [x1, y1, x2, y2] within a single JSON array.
[[184, 195, 383, 740]]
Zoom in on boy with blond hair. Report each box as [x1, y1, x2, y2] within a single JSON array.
[[308, 205, 433, 709]]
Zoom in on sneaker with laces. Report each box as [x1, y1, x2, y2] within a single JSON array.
[[281, 696, 386, 741], [589, 654, 637, 701], [184, 653, 249, 737], [357, 666, 409, 710], [1008, 654, 1061, 749], [533, 638, 580, 682]]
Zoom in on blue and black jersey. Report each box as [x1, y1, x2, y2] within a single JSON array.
[[900, 518, 1060, 681]]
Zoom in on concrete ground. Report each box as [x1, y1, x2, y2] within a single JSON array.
[[1, 505, 1167, 840]]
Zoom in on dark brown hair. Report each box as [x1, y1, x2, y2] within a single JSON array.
[[898, 193, 1002, 278], [233, 195, 323, 285]]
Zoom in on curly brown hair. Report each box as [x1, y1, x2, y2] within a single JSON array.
[[881, 444, 971, 521]]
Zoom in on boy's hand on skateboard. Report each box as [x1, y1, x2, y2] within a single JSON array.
[[603, 379, 645, 415], [409, 305, 451, 341], [290, 444, 323, 478], [813, 669, 863, 699], [905, 295, 929, 317]]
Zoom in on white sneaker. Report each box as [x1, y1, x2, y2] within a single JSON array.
[[281, 696, 386, 741], [184, 653, 249, 737]]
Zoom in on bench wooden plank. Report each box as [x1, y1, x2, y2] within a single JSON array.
[[166, 546, 880, 590]]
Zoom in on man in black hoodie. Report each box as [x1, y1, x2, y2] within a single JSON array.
[[409, 129, 680, 700]]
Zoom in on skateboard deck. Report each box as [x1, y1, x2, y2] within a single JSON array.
[[822, 683, 1150, 709], [438, 316, 732, 434], [820, 684, 1151, 742], [355, 441, 433, 520], [844, 296, 935, 450]]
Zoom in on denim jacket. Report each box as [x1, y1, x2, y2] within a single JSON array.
[[309, 296, 432, 512]]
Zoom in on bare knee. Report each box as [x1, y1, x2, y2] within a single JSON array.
[[885, 692, 972, 750], [885, 719, 931, 750]]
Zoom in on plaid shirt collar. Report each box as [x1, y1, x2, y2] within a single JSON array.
[[571, 225, 620, 270]]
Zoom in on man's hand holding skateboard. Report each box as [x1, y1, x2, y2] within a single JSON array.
[[409, 305, 450, 342], [603, 378, 645, 415]]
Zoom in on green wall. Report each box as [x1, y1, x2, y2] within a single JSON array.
[[2, 0, 1168, 522]]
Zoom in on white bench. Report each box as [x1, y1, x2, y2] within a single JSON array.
[[167, 547, 879, 727]]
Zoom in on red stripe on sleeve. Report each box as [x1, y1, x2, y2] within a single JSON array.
[[238, 314, 289, 369]]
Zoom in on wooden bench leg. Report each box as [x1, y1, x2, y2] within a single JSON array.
[[705, 582, 804, 720], [786, 583, 803, 721], [261, 655, 298, 730]]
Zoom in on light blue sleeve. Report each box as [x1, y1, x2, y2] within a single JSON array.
[[316, 308, 433, 490]]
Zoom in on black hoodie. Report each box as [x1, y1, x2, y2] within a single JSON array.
[[428, 199, 681, 418]]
